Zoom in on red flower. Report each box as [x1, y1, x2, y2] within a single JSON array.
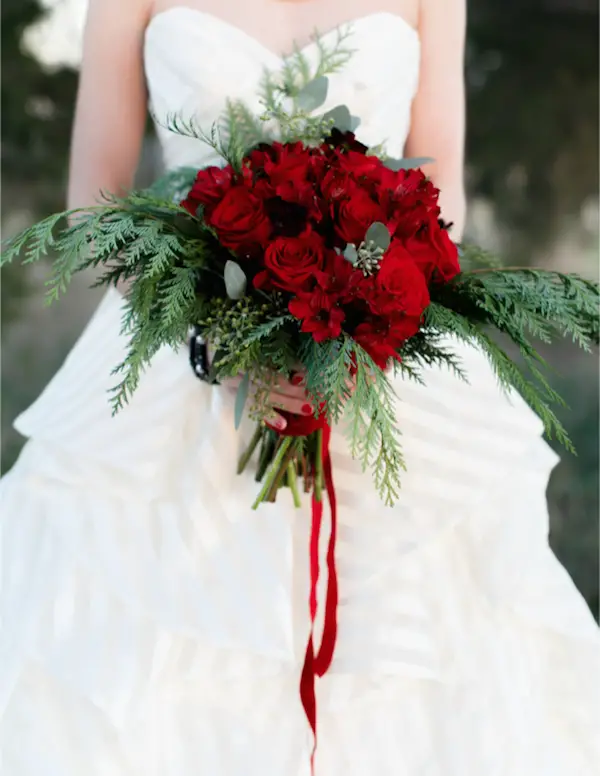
[[335, 149, 384, 180], [403, 218, 460, 282], [320, 167, 357, 203], [354, 315, 421, 370], [247, 142, 324, 221], [258, 231, 325, 292], [372, 242, 431, 317], [289, 289, 345, 342], [323, 129, 369, 155], [334, 188, 386, 246], [206, 186, 271, 252], [382, 169, 441, 237], [181, 166, 234, 215], [315, 250, 357, 297]]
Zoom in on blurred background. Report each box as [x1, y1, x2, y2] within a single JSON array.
[[1, 0, 598, 615]]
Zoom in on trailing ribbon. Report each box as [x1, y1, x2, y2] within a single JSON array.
[[279, 413, 338, 773]]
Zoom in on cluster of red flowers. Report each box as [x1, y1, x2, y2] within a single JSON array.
[[182, 131, 460, 369]]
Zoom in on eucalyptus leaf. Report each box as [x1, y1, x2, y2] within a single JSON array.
[[224, 260, 247, 300], [322, 105, 352, 132], [343, 244, 358, 264], [296, 76, 329, 112], [365, 222, 391, 251], [385, 157, 434, 171], [234, 373, 250, 430]]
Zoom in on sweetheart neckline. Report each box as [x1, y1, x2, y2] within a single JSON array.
[[144, 7, 419, 63]]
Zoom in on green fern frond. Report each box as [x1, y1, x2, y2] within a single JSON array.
[[344, 343, 404, 505], [424, 302, 574, 451]]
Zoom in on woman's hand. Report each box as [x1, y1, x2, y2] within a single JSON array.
[[224, 373, 313, 431]]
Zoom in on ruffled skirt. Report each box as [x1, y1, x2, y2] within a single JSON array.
[[1, 289, 599, 775]]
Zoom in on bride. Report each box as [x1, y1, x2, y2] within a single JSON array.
[[2, 1, 599, 774]]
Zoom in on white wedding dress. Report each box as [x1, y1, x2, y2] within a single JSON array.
[[1, 10, 599, 776]]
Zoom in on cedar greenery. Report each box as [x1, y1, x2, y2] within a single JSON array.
[[1, 31, 598, 505]]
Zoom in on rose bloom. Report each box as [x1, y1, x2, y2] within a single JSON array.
[[254, 231, 325, 292], [334, 187, 386, 246], [368, 242, 430, 317], [322, 129, 369, 155], [403, 217, 461, 282], [205, 186, 271, 252], [181, 166, 234, 214]]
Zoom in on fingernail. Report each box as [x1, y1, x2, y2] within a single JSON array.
[[291, 374, 304, 386], [265, 417, 285, 431], [301, 404, 313, 415]]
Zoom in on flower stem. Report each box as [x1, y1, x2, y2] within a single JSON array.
[[314, 428, 323, 503], [237, 424, 263, 475], [266, 440, 299, 502], [255, 431, 276, 482], [252, 436, 294, 510], [287, 458, 302, 508]]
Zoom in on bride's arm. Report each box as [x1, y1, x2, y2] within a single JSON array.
[[404, 0, 467, 240], [66, 0, 152, 212]]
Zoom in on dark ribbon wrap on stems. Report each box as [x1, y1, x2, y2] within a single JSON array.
[[277, 411, 339, 773]]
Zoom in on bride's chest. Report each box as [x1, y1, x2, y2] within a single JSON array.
[[143, 10, 420, 165]]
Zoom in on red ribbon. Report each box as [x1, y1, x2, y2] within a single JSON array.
[[279, 413, 338, 773]]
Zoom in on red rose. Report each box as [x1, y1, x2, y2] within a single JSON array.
[[334, 188, 386, 246], [354, 315, 420, 370], [371, 242, 430, 317], [181, 166, 234, 215], [323, 129, 369, 155], [404, 218, 460, 282], [289, 289, 345, 342], [206, 186, 271, 252], [260, 232, 325, 292]]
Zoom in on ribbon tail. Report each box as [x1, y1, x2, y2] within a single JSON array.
[[314, 425, 338, 677], [299, 423, 339, 773]]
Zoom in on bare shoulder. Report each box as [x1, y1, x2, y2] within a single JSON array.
[[83, 0, 153, 37], [417, 0, 466, 37]]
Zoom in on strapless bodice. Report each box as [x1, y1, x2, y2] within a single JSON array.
[[143, 9, 420, 170]]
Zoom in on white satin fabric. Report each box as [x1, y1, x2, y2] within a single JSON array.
[[1, 10, 599, 775]]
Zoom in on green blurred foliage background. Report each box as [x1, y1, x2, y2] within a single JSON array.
[[1, 0, 598, 616]]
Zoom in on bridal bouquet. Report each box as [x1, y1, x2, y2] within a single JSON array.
[[3, 39, 598, 511]]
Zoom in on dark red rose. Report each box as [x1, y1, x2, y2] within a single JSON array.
[[289, 290, 345, 342], [354, 315, 420, 370], [323, 129, 369, 155], [334, 189, 386, 246], [371, 242, 430, 317], [264, 196, 310, 238], [261, 232, 325, 292], [206, 186, 271, 252], [181, 166, 234, 215], [403, 218, 460, 282]]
